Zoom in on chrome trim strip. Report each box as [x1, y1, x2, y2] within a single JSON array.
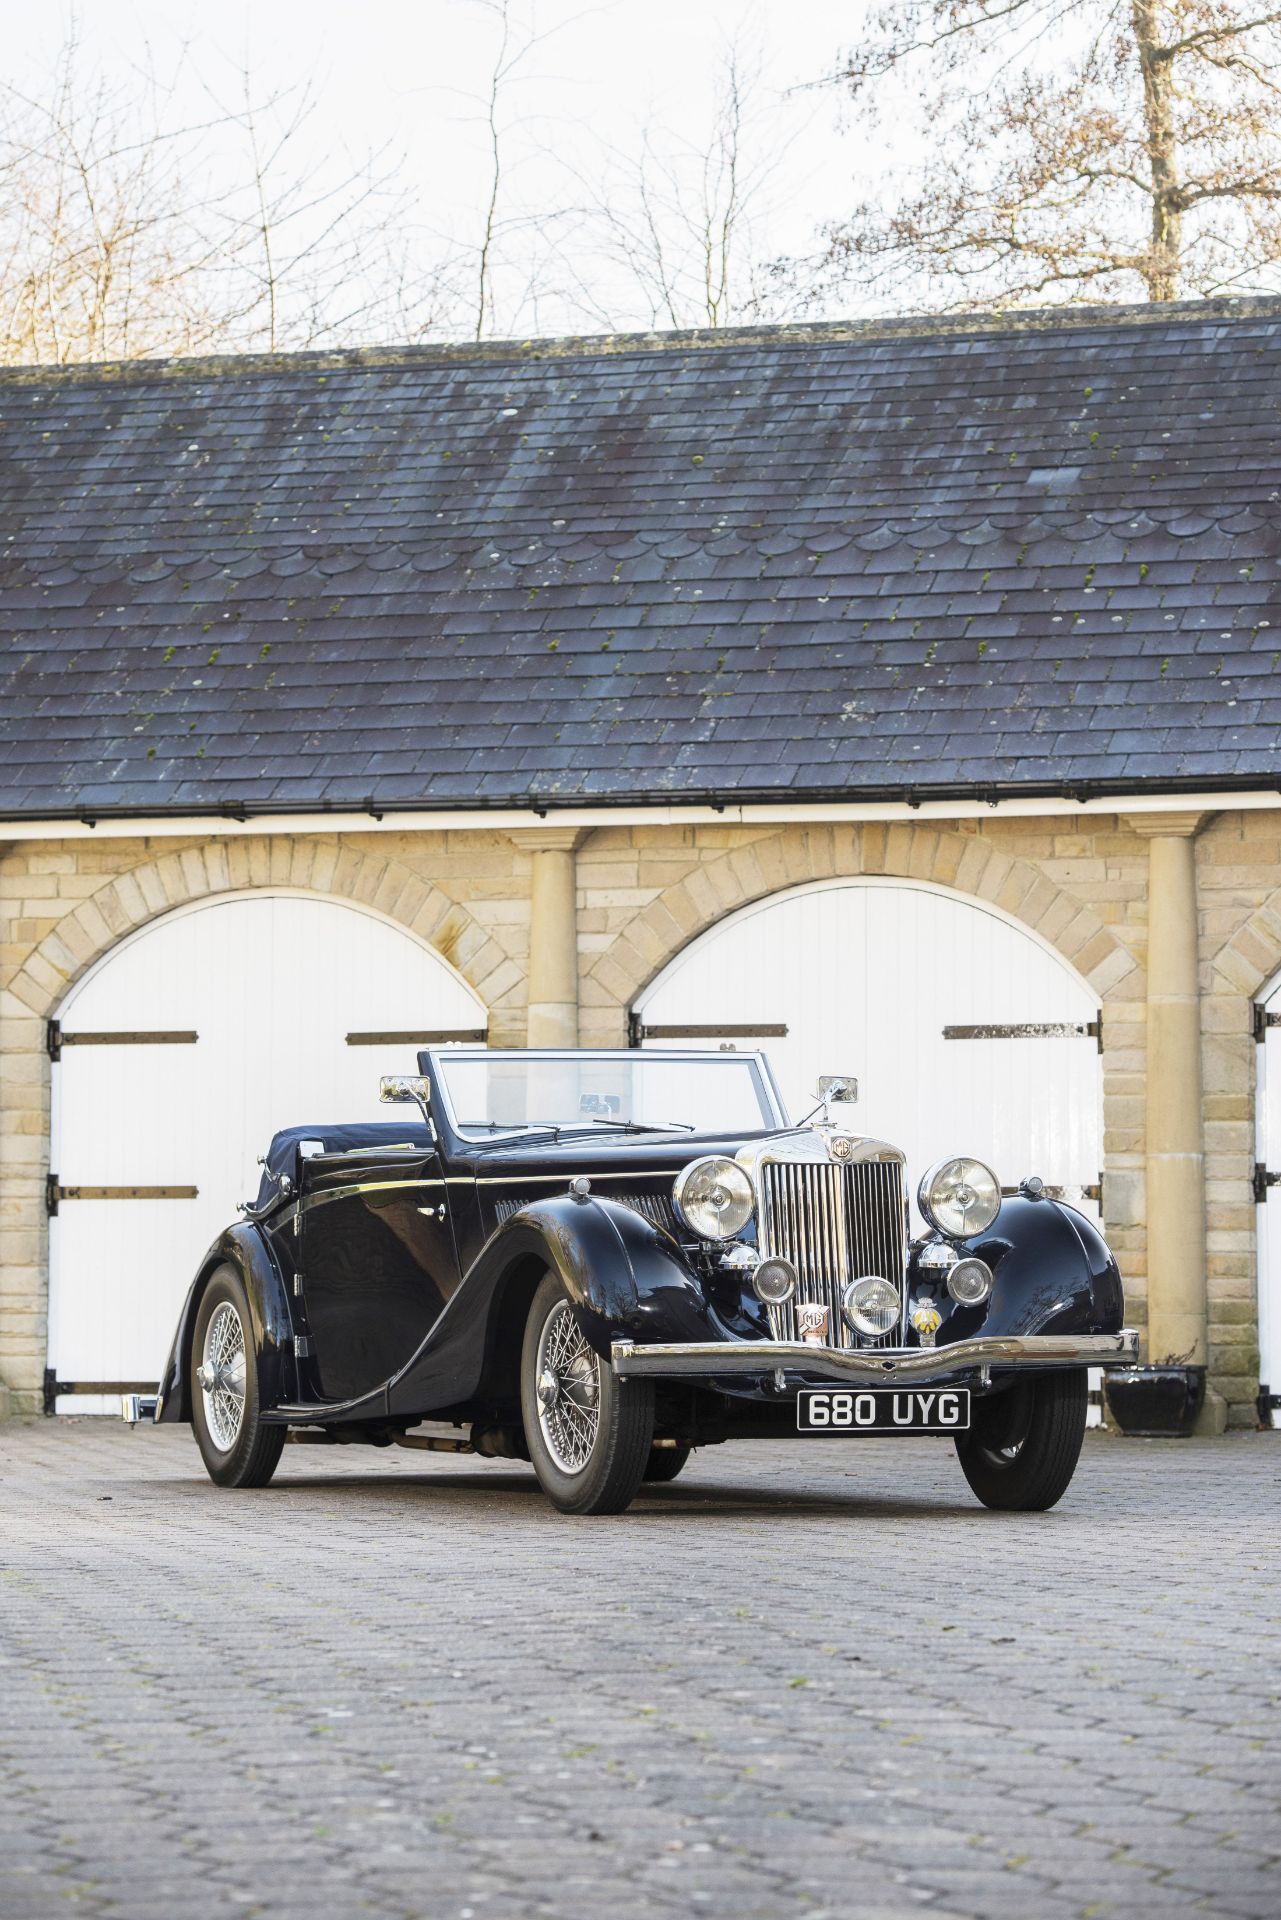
[[611, 1330, 1140, 1383], [297, 1178, 447, 1215]]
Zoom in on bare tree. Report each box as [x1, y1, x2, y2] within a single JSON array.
[[811, 1, 1281, 308], [427, 0, 607, 341], [567, 44, 804, 330], [0, 29, 443, 364]]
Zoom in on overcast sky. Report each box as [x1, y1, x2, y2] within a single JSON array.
[[1, 1, 909, 339]]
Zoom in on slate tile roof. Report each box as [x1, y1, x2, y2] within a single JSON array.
[[0, 298, 1279, 818]]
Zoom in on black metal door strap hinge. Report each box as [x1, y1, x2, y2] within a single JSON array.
[[628, 1017, 788, 1047], [345, 1028, 488, 1046], [46, 1177, 198, 1216], [43, 1369, 156, 1415], [943, 1019, 1102, 1053], [47, 1020, 198, 1061], [1253, 1006, 1281, 1044], [1253, 1164, 1281, 1204]]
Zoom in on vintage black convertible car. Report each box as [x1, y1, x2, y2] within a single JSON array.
[[126, 1048, 1135, 1515]]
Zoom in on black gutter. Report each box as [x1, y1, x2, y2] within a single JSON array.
[[2, 771, 1281, 828]]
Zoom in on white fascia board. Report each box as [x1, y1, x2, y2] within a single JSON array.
[[1, 789, 1279, 842]]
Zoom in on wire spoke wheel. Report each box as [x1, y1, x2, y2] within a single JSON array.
[[199, 1300, 247, 1453], [534, 1299, 601, 1474]]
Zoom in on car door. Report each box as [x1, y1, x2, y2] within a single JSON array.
[[298, 1147, 461, 1405]]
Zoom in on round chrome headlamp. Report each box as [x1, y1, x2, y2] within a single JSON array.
[[673, 1155, 754, 1241], [917, 1156, 1001, 1239], [947, 1256, 993, 1306], [842, 1274, 901, 1339], [752, 1256, 797, 1306]]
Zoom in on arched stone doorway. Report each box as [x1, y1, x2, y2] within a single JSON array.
[[631, 877, 1103, 1224], [47, 890, 486, 1408]]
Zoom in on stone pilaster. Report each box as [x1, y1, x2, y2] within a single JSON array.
[[1125, 812, 1224, 1432], [509, 830, 587, 1048]]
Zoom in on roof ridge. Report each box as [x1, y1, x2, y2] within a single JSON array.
[[1, 293, 1279, 385]]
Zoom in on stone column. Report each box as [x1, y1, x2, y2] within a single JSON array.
[[1118, 812, 1222, 1433], [512, 829, 586, 1048]]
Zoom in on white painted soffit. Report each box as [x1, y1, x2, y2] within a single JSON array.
[[1, 789, 1279, 841]]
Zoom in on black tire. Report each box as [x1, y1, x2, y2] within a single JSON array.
[[642, 1445, 691, 1483], [190, 1265, 285, 1490], [955, 1371, 1088, 1512], [520, 1272, 654, 1515]]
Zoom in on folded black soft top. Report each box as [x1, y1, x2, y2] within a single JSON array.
[[252, 1122, 433, 1209]]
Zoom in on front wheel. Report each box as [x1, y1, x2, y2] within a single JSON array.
[[521, 1273, 654, 1515], [955, 1372, 1087, 1511], [190, 1265, 284, 1489]]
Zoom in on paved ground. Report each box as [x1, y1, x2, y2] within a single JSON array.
[[0, 1422, 1278, 1920]]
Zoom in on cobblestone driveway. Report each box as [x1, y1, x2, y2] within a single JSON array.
[[1, 1421, 1277, 1920]]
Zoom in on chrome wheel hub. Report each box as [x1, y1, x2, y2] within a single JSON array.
[[200, 1301, 247, 1453], [534, 1301, 601, 1475]]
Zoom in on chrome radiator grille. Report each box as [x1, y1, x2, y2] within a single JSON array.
[[758, 1158, 908, 1347]]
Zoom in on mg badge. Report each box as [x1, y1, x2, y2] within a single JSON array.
[[910, 1301, 942, 1349], [797, 1301, 829, 1346], [829, 1135, 854, 1161]]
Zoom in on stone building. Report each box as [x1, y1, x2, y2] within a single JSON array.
[[1, 299, 1279, 1431]]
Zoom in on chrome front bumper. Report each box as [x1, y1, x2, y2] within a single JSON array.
[[121, 1394, 160, 1424], [611, 1330, 1138, 1385]]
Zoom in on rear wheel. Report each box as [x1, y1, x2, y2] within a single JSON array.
[[642, 1445, 691, 1483], [521, 1273, 654, 1515], [190, 1266, 284, 1489], [955, 1372, 1087, 1511]]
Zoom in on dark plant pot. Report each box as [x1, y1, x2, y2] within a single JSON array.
[[1104, 1366, 1205, 1438]]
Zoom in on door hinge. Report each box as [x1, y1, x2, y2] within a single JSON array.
[[943, 1019, 1102, 1053], [346, 1028, 488, 1046], [1254, 1006, 1281, 1044], [294, 1335, 312, 1358], [1254, 1163, 1281, 1203], [628, 1016, 788, 1048], [46, 1180, 197, 1210], [47, 1023, 198, 1060]]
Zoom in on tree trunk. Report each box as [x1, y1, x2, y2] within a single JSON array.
[[1131, 0, 1182, 300]]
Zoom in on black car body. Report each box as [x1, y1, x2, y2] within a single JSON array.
[[132, 1048, 1136, 1513]]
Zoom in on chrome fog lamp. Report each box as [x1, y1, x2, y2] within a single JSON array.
[[752, 1256, 797, 1306], [918, 1156, 1001, 1239], [673, 1155, 754, 1241], [946, 1257, 993, 1306], [842, 1274, 901, 1339]]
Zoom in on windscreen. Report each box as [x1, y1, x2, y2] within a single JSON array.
[[434, 1051, 781, 1137]]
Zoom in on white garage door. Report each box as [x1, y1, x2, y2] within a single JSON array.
[[48, 891, 486, 1410], [1255, 978, 1281, 1428], [632, 878, 1102, 1227]]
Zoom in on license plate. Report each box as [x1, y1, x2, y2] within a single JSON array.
[[797, 1388, 971, 1433]]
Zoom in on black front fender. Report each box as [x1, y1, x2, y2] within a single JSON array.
[[916, 1195, 1126, 1347], [384, 1195, 715, 1420], [155, 1223, 296, 1422]]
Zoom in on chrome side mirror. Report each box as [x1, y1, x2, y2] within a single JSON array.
[[380, 1074, 431, 1107], [816, 1074, 858, 1126]]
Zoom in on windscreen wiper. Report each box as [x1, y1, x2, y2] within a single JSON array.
[[588, 1117, 695, 1133]]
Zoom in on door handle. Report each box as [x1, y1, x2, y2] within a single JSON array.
[[418, 1202, 447, 1221]]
